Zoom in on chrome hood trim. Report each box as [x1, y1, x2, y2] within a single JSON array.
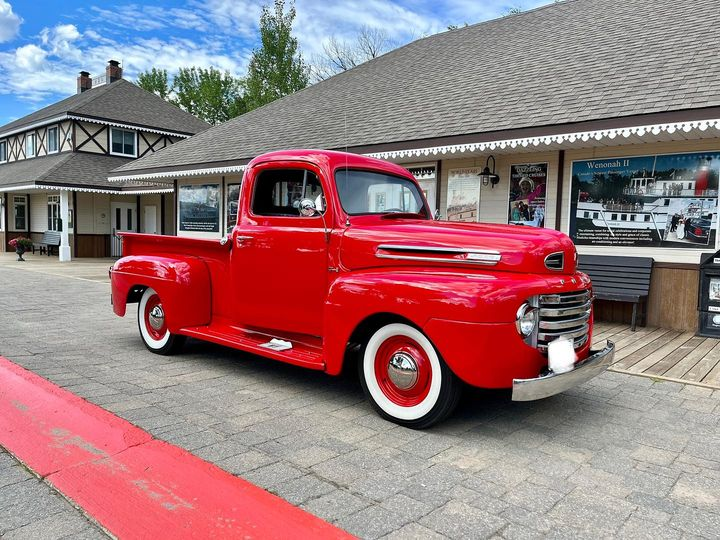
[[375, 244, 501, 266]]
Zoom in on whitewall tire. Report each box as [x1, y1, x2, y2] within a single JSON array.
[[137, 287, 184, 355], [359, 323, 460, 429]]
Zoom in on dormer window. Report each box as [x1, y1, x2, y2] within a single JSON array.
[[48, 126, 59, 153], [110, 128, 136, 157], [0, 140, 6, 163], [26, 133, 36, 158]]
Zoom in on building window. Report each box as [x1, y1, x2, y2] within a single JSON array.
[[48, 195, 61, 231], [0, 140, 6, 162], [26, 133, 36, 158], [110, 128, 136, 157], [611, 213, 618, 220], [48, 126, 59, 153], [644, 215, 651, 222], [13, 196, 27, 230]]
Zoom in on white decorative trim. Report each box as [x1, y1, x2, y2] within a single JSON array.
[[106, 118, 720, 183], [0, 115, 69, 139], [365, 119, 720, 160], [69, 115, 192, 138], [0, 184, 174, 194], [110, 164, 247, 182]]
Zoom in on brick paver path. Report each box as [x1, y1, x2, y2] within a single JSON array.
[[1, 265, 719, 538]]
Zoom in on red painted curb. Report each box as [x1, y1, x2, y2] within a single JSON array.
[[0, 357, 353, 539]]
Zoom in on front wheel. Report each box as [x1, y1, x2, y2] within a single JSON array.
[[137, 287, 185, 355], [359, 323, 461, 429]]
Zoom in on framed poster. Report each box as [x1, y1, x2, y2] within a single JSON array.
[[179, 183, 220, 232], [408, 165, 437, 213], [508, 163, 547, 227], [226, 183, 241, 232], [569, 151, 720, 248], [446, 167, 481, 222]]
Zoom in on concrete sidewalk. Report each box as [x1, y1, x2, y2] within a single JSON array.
[[0, 252, 112, 282], [1, 264, 719, 538]]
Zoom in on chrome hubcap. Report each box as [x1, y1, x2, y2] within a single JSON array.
[[148, 305, 165, 331], [387, 352, 418, 390]]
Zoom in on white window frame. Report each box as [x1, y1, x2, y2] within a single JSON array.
[[0, 140, 6, 163], [110, 128, 137, 157], [48, 195, 61, 231], [25, 133, 36, 158], [47, 125, 59, 154]]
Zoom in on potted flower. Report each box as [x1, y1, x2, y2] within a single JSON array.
[[9, 237, 33, 261]]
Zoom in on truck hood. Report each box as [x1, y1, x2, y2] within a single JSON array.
[[339, 218, 577, 275]]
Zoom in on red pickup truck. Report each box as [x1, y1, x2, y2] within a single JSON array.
[[110, 150, 614, 428]]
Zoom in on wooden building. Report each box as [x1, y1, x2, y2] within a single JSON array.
[[109, 0, 720, 331], [0, 61, 209, 259]]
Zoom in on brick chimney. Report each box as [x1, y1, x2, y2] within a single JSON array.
[[77, 71, 92, 93], [106, 60, 123, 84]]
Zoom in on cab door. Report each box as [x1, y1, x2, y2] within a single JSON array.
[[230, 164, 330, 337]]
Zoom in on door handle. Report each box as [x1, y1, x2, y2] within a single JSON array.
[[236, 235, 253, 248]]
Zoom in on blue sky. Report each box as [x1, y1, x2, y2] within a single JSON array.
[[0, 0, 555, 126]]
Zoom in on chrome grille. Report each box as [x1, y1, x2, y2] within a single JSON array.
[[537, 290, 591, 353]]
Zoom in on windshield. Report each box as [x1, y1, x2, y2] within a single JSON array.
[[335, 169, 429, 217]]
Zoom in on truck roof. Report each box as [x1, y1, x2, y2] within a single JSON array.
[[247, 149, 414, 179]]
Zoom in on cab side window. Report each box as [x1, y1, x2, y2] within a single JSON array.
[[251, 169, 325, 216]]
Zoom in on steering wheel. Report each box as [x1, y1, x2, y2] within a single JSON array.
[[384, 208, 403, 212]]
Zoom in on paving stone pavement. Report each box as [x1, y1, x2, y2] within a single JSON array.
[[0, 450, 107, 538], [1, 265, 720, 539]]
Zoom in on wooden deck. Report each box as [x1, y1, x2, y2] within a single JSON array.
[[592, 322, 720, 389]]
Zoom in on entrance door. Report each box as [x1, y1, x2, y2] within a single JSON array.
[[111, 202, 137, 257], [143, 205, 158, 234]]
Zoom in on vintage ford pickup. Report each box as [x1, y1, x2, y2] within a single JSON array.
[[110, 149, 614, 428]]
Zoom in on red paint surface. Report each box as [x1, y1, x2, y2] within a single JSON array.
[[0, 357, 353, 539], [111, 149, 595, 392]]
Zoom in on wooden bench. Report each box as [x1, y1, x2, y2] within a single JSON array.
[[578, 254, 653, 331], [32, 230, 62, 256]]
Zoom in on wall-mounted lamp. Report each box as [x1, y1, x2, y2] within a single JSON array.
[[478, 155, 500, 188]]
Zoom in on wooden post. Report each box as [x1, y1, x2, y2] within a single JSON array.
[[59, 190, 71, 261], [555, 150, 565, 232]]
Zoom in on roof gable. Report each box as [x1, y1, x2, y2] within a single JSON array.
[[0, 80, 209, 136]]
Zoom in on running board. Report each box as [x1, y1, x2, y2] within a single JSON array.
[[179, 324, 325, 370]]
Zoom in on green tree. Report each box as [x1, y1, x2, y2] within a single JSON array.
[[136, 68, 172, 100], [245, 0, 309, 111], [173, 67, 246, 125], [137, 66, 246, 125]]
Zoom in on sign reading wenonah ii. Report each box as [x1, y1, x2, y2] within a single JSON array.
[[570, 151, 720, 248]]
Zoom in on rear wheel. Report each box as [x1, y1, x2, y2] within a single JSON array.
[[137, 287, 185, 355], [359, 323, 461, 429]]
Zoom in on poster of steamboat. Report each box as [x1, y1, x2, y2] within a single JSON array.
[[569, 152, 720, 248]]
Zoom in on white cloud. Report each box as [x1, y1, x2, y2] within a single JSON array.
[[14, 44, 45, 70], [0, 0, 555, 106], [0, 0, 21, 43]]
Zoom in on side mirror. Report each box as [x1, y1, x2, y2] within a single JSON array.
[[434, 209, 441, 220], [220, 233, 231, 246], [299, 198, 318, 217]]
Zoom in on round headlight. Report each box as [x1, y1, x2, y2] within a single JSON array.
[[516, 303, 537, 337]]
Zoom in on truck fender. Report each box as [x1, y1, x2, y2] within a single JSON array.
[[110, 255, 211, 332], [323, 273, 446, 376]]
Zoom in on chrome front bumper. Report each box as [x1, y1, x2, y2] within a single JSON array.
[[511, 341, 615, 401]]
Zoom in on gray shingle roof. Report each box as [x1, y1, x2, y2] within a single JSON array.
[[0, 152, 165, 190], [0, 79, 210, 136], [113, 0, 720, 176]]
